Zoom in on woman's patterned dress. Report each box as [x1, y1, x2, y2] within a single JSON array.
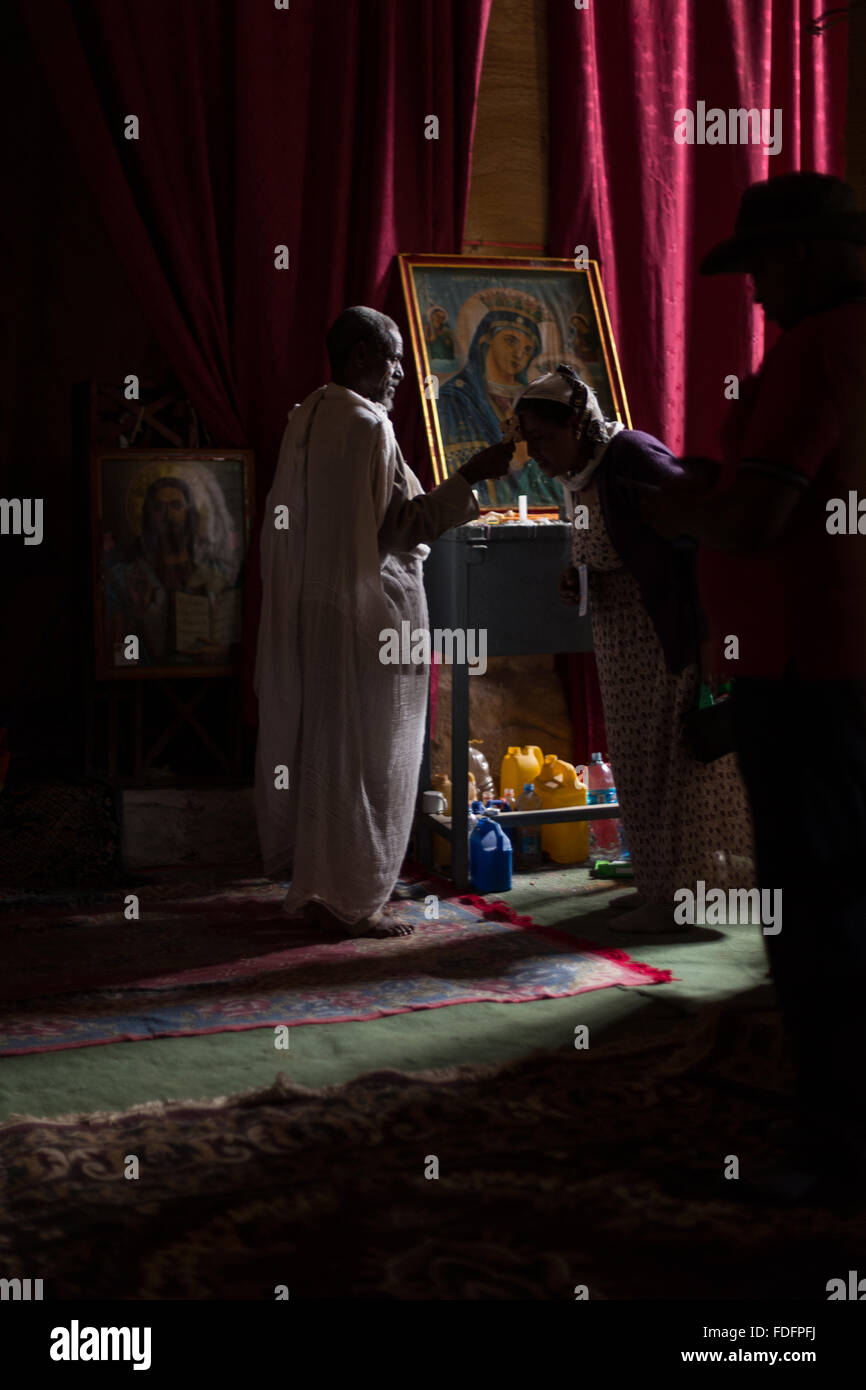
[[574, 489, 755, 905]]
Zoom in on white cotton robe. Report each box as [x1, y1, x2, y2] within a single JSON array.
[[254, 383, 479, 924]]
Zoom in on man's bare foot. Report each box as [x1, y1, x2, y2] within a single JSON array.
[[306, 902, 414, 938], [349, 910, 415, 939]]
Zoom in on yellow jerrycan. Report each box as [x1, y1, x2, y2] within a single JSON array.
[[499, 745, 544, 798], [537, 756, 589, 863]]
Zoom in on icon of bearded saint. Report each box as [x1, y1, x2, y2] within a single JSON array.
[[437, 288, 562, 507], [105, 467, 240, 666]]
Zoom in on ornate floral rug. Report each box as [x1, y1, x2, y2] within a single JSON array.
[[1, 1006, 861, 1299], [0, 876, 665, 1054], [0, 778, 123, 890]]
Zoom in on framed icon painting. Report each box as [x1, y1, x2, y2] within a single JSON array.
[[399, 253, 630, 512], [91, 449, 254, 679]]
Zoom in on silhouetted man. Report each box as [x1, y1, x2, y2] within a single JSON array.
[[646, 173, 866, 1200]]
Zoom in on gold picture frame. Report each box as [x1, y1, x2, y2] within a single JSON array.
[[91, 449, 254, 679], [399, 253, 630, 513]]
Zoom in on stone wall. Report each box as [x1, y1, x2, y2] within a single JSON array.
[[463, 0, 548, 251], [430, 654, 575, 796]]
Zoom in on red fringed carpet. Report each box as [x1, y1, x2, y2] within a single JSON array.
[[0, 876, 670, 1055]]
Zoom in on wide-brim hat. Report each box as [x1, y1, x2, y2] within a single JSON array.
[[700, 172, 866, 275]]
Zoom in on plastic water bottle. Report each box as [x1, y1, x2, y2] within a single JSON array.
[[464, 800, 479, 867], [587, 753, 623, 862], [469, 807, 513, 892], [515, 783, 543, 869]]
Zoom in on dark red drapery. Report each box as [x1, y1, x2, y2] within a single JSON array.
[[16, 0, 849, 770], [548, 0, 846, 455], [18, 0, 492, 720], [547, 0, 847, 767]]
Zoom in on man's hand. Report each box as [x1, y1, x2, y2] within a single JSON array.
[[558, 565, 583, 605], [459, 439, 515, 486]]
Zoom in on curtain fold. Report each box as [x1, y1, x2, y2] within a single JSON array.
[[547, 0, 846, 766], [547, 0, 846, 457], [18, 0, 492, 718]]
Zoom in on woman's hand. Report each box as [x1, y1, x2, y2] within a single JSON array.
[[459, 439, 515, 485], [700, 639, 728, 688], [558, 565, 583, 605]]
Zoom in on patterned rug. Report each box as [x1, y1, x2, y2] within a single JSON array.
[[1, 1006, 861, 1300], [0, 778, 123, 890], [0, 876, 667, 1055]]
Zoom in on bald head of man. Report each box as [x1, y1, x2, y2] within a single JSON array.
[[326, 306, 404, 413]]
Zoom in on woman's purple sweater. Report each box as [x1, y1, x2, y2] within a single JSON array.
[[592, 429, 704, 674]]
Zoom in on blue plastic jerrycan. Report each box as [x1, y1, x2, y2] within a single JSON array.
[[469, 810, 513, 893]]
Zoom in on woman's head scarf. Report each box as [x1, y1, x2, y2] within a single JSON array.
[[514, 363, 615, 449]]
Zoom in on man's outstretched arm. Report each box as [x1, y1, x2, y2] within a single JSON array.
[[376, 441, 514, 553], [639, 461, 809, 553]]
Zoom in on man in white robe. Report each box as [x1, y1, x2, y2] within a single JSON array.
[[254, 307, 512, 936]]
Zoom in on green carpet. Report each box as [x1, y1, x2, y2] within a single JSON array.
[[0, 866, 773, 1123]]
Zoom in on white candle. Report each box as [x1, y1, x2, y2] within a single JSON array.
[[518, 495, 528, 522]]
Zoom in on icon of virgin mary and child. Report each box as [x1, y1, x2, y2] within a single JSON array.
[[437, 287, 562, 507]]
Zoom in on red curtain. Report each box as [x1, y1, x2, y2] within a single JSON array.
[[18, 0, 492, 720], [547, 0, 846, 766], [548, 0, 846, 456]]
